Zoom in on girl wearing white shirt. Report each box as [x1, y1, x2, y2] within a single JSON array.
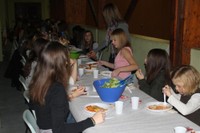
[[163, 65, 200, 125]]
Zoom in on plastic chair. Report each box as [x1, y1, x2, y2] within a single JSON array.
[[19, 75, 28, 91], [20, 54, 26, 66], [23, 109, 39, 133], [23, 90, 36, 119], [23, 90, 30, 103]]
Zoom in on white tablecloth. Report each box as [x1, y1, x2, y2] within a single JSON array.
[[69, 60, 200, 133]]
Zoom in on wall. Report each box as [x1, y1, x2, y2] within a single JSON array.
[[62, 0, 171, 39], [190, 48, 200, 72], [6, 0, 49, 28], [0, 0, 6, 61], [0, 21, 3, 62], [0, 0, 50, 62], [131, 35, 169, 72]]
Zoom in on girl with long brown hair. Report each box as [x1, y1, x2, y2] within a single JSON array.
[[136, 48, 171, 101], [29, 41, 105, 133]]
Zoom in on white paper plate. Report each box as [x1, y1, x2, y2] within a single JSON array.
[[86, 61, 97, 65], [146, 102, 172, 112], [79, 55, 88, 58], [100, 71, 112, 77], [84, 103, 110, 115]]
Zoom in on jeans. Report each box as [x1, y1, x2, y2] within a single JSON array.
[[66, 112, 76, 123]]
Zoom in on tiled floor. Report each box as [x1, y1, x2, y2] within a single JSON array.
[[0, 60, 27, 133]]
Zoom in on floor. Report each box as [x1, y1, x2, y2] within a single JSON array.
[[0, 59, 27, 133]]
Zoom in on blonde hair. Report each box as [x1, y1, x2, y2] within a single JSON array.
[[111, 28, 130, 49], [172, 65, 200, 95]]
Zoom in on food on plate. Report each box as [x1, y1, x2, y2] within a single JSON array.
[[79, 64, 85, 68], [102, 78, 120, 88], [148, 104, 171, 110], [85, 105, 107, 112], [85, 62, 98, 70]]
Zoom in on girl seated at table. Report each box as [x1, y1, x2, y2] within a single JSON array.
[[98, 28, 138, 79], [163, 65, 200, 126], [81, 30, 98, 56], [29, 41, 105, 133], [24, 38, 49, 87], [135, 48, 171, 101]]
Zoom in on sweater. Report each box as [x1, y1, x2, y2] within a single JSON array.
[[138, 70, 166, 101], [168, 89, 200, 126], [29, 82, 94, 133]]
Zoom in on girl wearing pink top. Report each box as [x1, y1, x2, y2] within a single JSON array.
[[98, 28, 138, 79]]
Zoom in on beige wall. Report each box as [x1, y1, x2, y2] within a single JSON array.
[[190, 48, 200, 72], [131, 35, 169, 72]]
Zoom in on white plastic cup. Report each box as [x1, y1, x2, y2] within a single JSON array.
[[131, 97, 139, 110], [93, 70, 99, 78], [78, 68, 84, 77], [174, 126, 187, 133], [115, 101, 123, 114], [92, 85, 96, 92], [77, 59, 82, 66]]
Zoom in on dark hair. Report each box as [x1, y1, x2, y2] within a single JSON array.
[[145, 49, 171, 84], [29, 41, 71, 105], [103, 3, 123, 26], [28, 38, 49, 62], [82, 30, 95, 50]]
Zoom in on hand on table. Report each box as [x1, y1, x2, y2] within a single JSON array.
[[87, 51, 97, 60], [71, 86, 87, 98], [111, 69, 120, 77], [92, 110, 106, 124]]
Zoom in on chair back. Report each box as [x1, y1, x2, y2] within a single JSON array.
[[20, 54, 26, 66], [23, 90, 37, 119], [23, 109, 39, 133], [19, 75, 28, 90], [23, 90, 30, 103]]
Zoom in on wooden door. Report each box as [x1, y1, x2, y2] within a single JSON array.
[[170, 0, 200, 67]]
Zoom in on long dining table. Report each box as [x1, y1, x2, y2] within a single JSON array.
[[69, 58, 200, 133]]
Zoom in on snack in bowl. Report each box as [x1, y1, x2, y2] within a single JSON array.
[[102, 78, 120, 88], [93, 79, 126, 102]]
